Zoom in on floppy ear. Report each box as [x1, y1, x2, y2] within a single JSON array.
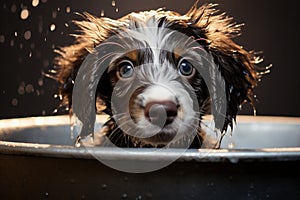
[[52, 13, 121, 114], [210, 45, 261, 132], [186, 3, 268, 132]]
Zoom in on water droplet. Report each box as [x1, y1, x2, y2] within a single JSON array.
[[12, 98, 18, 106], [19, 43, 23, 49], [45, 192, 49, 196], [64, 22, 69, 27], [14, 31, 18, 37], [122, 193, 128, 199], [75, 141, 81, 147], [101, 184, 107, 189], [0, 35, 5, 43], [229, 85, 234, 93], [38, 78, 44, 86], [53, 94, 63, 100], [136, 195, 142, 200], [42, 110, 46, 115], [50, 24, 56, 31], [24, 30, 31, 40], [11, 4, 17, 13], [115, 8, 119, 13], [112, 0, 116, 7], [20, 8, 29, 20], [10, 40, 14, 46], [57, 7, 60, 12], [32, 0, 39, 7], [18, 82, 25, 95], [25, 84, 34, 93], [52, 10, 57, 18], [29, 51, 32, 57], [100, 9, 105, 17], [228, 142, 235, 149], [66, 6, 71, 13]]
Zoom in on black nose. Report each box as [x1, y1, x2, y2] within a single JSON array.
[[144, 101, 178, 127]]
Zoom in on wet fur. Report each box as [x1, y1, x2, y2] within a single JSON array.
[[52, 2, 268, 148]]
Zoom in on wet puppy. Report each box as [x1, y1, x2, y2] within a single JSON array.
[[53, 2, 268, 148]]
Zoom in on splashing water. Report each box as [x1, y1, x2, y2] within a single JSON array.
[[49, 24, 56, 31], [112, 0, 119, 13], [32, 0, 39, 7], [0, 0, 121, 121], [20, 8, 29, 20], [24, 30, 31, 40], [65, 6, 71, 13], [11, 98, 18, 106], [100, 9, 105, 16]]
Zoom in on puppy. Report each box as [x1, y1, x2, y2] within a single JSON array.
[[52, 2, 268, 148]]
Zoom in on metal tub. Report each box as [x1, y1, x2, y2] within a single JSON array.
[[0, 115, 300, 199]]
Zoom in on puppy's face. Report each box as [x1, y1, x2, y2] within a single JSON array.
[[106, 34, 208, 146]]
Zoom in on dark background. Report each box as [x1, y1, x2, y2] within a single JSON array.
[[0, 0, 299, 119]]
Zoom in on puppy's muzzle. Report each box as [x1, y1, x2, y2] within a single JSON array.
[[144, 101, 178, 128]]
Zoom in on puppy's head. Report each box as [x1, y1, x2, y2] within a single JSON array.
[[53, 3, 268, 147]]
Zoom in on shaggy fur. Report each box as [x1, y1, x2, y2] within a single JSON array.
[[52, 2, 268, 148]]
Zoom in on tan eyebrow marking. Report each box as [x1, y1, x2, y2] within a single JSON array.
[[125, 50, 139, 64], [173, 47, 183, 62]]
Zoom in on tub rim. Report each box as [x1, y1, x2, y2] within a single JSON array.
[[0, 115, 300, 163]]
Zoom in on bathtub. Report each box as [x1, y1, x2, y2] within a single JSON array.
[[0, 115, 299, 199]]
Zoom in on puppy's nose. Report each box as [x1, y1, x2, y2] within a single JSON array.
[[145, 101, 178, 127]]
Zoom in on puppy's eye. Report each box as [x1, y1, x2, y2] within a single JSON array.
[[178, 59, 194, 77], [118, 60, 134, 78]]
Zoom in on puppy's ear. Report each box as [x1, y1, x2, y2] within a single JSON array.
[[52, 13, 121, 113], [186, 3, 269, 132], [210, 46, 262, 132]]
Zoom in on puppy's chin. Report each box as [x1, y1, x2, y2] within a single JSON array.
[[137, 126, 178, 146]]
